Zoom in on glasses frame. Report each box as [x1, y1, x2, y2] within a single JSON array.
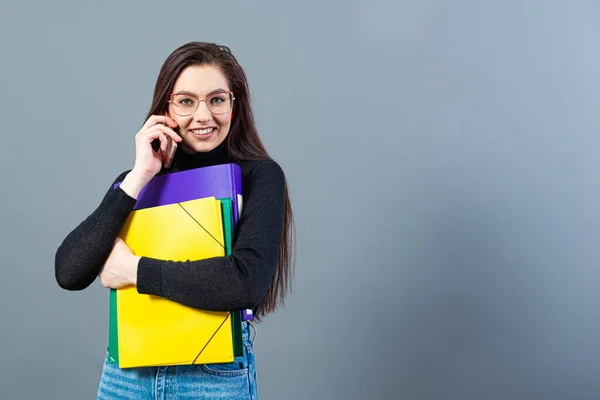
[[167, 90, 236, 116]]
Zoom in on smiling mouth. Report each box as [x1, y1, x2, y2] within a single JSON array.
[[189, 127, 215, 135]]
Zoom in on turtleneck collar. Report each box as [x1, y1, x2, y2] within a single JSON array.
[[167, 139, 232, 173]]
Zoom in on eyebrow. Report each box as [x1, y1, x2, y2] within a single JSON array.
[[173, 88, 229, 97]]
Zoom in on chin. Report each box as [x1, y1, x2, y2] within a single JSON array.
[[186, 138, 225, 153]]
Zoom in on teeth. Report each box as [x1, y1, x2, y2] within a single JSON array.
[[191, 128, 214, 135]]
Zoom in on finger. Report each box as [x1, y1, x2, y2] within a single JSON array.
[[155, 124, 182, 143], [156, 132, 168, 152], [143, 115, 178, 130], [142, 115, 178, 131], [137, 121, 181, 145], [144, 124, 181, 144], [139, 128, 168, 151]]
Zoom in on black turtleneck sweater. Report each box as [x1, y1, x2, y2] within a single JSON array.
[[54, 141, 286, 313]]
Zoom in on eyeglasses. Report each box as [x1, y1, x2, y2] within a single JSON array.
[[167, 91, 235, 116]]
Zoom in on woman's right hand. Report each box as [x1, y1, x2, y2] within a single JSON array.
[[119, 115, 182, 199]]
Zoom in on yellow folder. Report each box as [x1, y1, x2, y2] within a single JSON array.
[[116, 197, 234, 368]]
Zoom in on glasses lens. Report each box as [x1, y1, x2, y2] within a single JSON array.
[[206, 92, 232, 114], [170, 94, 198, 116]]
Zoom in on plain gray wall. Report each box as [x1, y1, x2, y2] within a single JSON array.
[[2, 1, 600, 399]]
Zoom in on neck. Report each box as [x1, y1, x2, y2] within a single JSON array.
[[169, 140, 231, 172]]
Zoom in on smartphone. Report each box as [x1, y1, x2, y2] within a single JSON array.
[[150, 123, 178, 169], [162, 135, 177, 169]]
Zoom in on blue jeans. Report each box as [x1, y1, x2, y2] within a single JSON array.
[[97, 322, 258, 399]]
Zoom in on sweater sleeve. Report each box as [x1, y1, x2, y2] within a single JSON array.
[[55, 170, 136, 290], [136, 160, 286, 311]]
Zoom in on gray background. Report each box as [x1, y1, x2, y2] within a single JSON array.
[[1, 1, 599, 399]]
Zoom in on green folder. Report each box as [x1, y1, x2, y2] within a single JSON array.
[[219, 197, 244, 359], [108, 197, 243, 365], [108, 288, 119, 364]]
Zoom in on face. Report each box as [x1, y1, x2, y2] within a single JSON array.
[[167, 65, 233, 154]]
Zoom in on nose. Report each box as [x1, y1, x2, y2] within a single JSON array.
[[193, 100, 212, 122]]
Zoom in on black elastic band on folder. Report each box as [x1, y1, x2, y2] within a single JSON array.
[[177, 203, 226, 250], [192, 313, 231, 364]]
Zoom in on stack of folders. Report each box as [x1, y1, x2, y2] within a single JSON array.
[[106, 163, 249, 368]]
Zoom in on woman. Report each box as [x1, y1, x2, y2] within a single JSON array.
[[55, 41, 294, 399]]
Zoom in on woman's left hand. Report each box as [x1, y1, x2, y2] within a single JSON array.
[[99, 237, 141, 289]]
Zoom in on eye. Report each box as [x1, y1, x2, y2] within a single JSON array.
[[209, 94, 227, 104], [178, 97, 195, 106]]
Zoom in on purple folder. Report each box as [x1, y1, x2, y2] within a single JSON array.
[[114, 163, 253, 321], [115, 163, 242, 222]]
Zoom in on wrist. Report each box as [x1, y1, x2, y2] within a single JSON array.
[[120, 170, 152, 199], [130, 255, 141, 285]]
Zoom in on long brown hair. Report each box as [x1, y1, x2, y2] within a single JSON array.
[[144, 42, 295, 321]]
